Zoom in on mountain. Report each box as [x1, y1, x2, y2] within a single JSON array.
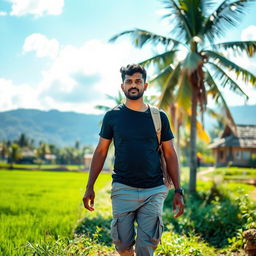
[[0, 109, 103, 146], [0, 105, 255, 146]]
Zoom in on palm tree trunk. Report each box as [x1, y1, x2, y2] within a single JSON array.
[[189, 83, 198, 193]]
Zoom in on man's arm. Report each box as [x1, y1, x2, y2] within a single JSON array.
[[162, 139, 184, 218], [83, 137, 112, 211], [161, 139, 180, 189]]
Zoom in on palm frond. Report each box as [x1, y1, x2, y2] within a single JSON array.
[[196, 121, 211, 143], [158, 63, 181, 109], [203, 0, 256, 40], [139, 50, 177, 68], [109, 29, 184, 48], [149, 65, 174, 87], [206, 107, 222, 119], [207, 62, 249, 99], [214, 41, 256, 57], [175, 70, 192, 111], [203, 50, 256, 85], [200, 0, 216, 17], [161, 0, 192, 41], [205, 69, 236, 130], [181, 0, 205, 36], [95, 105, 111, 111]]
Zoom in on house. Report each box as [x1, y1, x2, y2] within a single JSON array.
[[209, 125, 256, 167], [83, 153, 112, 171]]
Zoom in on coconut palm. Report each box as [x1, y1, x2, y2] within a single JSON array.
[[110, 0, 256, 192], [95, 91, 158, 111]]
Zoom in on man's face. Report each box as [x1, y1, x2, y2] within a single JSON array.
[[121, 72, 148, 100]]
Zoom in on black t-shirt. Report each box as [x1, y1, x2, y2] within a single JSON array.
[[99, 104, 174, 188]]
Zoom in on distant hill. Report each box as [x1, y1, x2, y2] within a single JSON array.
[[0, 105, 255, 146], [0, 109, 103, 146]]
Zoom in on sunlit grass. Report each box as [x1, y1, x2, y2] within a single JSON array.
[[0, 169, 112, 256]]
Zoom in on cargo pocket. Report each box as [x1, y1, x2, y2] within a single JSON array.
[[151, 216, 164, 245], [111, 218, 120, 245]]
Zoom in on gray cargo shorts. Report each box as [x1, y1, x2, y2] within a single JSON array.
[[110, 182, 168, 256]]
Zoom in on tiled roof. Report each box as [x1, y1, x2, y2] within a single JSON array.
[[209, 125, 256, 148]]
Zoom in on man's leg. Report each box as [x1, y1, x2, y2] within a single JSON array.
[[135, 189, 167, 256], [110, 212, 136, 256], [111, 182, 139, 256]]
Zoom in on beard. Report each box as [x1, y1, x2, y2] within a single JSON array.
[[124, 88, 144, 100]]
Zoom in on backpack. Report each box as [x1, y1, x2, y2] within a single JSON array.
[[149, 105, 174, 189]]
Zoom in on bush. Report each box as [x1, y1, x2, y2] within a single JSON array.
[[25, 227, 115, 256], [155, 231, 216, 256], [163, 181, 255, 248]]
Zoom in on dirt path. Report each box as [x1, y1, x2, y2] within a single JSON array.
[[198, 166, 216, 181], [249, 188, 256, 201]]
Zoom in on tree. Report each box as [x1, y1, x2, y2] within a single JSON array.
[[18, 133, 29, 148], [110, 0, 256, 192], [8, 144, 21, 168]]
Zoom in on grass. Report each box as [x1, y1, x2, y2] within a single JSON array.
[[1, 166, 255, 255], [204, 167, 256, 182], [0, 169, 112, 256], [0, 163, 84, 170]]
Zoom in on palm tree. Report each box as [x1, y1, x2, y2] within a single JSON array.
[[95, 91, 158, 111], [95, 91, 124, 111], [110, 0, 256, 192]]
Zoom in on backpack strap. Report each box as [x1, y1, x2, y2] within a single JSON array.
[[149, 105, 161, 145]]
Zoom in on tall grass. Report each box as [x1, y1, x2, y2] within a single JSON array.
[[0, 170, 112, 256]]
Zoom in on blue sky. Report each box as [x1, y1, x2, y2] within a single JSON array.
[[0, 0, 256, 114]]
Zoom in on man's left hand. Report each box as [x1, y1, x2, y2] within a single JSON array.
[[173, 193, 184, 218]]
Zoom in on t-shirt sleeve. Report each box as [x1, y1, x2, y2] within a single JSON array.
[[99, 111, 113, 140], [160, 110, 174, 142]]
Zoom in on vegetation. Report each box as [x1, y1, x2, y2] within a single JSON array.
[[205, 167, 256, 181], [1, 167, 255, 255], [110, 0, 256, 193], [0, 169, 111, 256], [0, 133, 94, 166]]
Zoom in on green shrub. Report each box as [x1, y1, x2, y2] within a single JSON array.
[[163, 181, 255, 248], [155, 231, 216, 256], [25, 227, 115, 256]]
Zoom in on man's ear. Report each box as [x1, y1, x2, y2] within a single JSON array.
[[121, 84, 124, 91], [144, 83, 149, 91]]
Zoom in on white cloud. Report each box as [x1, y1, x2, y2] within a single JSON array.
[[241, 25, 256, 41], [0, 78, 42, 111], [8, 0, 64, 17], [36, 39, 153, 113], [23, 33, 60, 59], [3, 35, 154, 113], [0, 11, 7, 16]]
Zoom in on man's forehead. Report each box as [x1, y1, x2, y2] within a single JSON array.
[[124, 72, 143, 80]]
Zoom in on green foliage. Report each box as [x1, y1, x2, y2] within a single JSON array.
[[25, 228, 115, 256], [163, 181, 256, 249], [206, 167, 256, 181], [227, 192, 256, 251], [0, 170, 112, 256], [155, 231, 216, 256], [1, 168, 255, 255]]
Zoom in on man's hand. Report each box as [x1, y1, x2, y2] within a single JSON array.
[[173, 193, 184, 218], [83, 188, 95, 211]]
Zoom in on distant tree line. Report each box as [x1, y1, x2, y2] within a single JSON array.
[[0, 133, 94, 167]]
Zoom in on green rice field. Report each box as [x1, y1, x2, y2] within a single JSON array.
[[0, 169, 112, 256]]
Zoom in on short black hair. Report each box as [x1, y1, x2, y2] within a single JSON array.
[[120, 64, 147, 82]]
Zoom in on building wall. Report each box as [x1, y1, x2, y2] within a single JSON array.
[[213, 147, 256, 167]]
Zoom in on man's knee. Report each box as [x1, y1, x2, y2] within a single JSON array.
[[110, 216, 135, 252], [117, 248, 135, 256], [136, 215, 164, 250]]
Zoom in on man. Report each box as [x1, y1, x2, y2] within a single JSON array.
[[83, 64, 184, 256]]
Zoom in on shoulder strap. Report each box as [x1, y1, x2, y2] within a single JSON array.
[[149, 105, 161, 145]]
